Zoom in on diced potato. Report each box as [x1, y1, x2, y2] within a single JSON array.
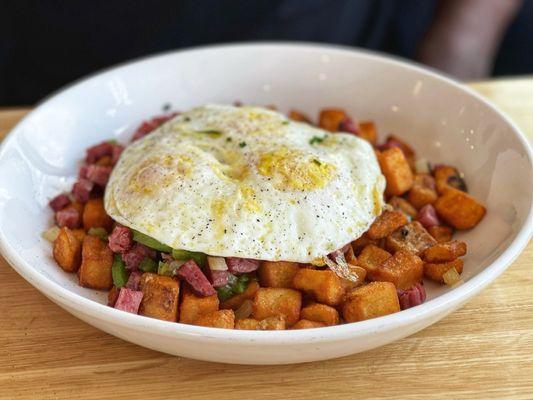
[[408, 174, 438, 209], [291, 319, 326, 329], [423, 240, 467, 263], [424, 259, 464, 283], [71, 229, 86, 243], [389, 196, 418, 219], [289, 110, 311, 123], [378, 147, 414, 196], [386, 135, 415, 159], [351, 233, 379, 255], [235, 316, 286, 330], [358, 244, 392, 275], [433, 165, 467, 194], [82, 198, 113, 231], [53, 227, 84, 272], [358, 121, 377, 145], [78, 235, 113, 290], [300, 303, 340, 326], [342, 282, 400, 323], [194, 310, 235, 329], [434, 188, 486, 230], [369, 250, 423, 290], [179, 284, 219, 324], [292, 269, 344, 306], [367, 210, 408, 239], [318, 108, 346, 131], [220, 280, 260, 310], [139, 273, 180, 322], [427, 225, 454, 243], [258, 261, 300, 288], [252, 288, 302, 326], [385, 221, 437, 256]]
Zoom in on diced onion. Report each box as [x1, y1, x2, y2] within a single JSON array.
[[208, 256, 228, 271], [443, 267, 462, 286], [42, 226, 60, 242], [324, 252, 364, 283], [234, 300, 253, 320], [415, 158, 430, 174]]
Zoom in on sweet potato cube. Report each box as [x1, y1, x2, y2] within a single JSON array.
[[292, 269, 344, 306], [291, 319, 326, 329], [78, 235, 113, 290], [408, 174, 438, 209], [53, 227, 84, 272], [423, 240, 467, 263], [389, 196, 418, 219], [434, 188, 486, 230], [369, 250, 423, 290], [318, 108, 346, 131], [138, 273, 180, 322], [289, 110, 311, 123], [82, 198, 113, 231], [259, 261, 300, 288], [300, 303, 340, 326], [424, 259, 464, 283], [427, 225, 454, 243], [386, 221, 437, 256], [367, 210, 408, 240], [194, 310, 235, 329], [342, 282, 400, 323], [358, 245, 392, 274], [358, 121, 377, 145], [220, 280, 260, 310], [378, 147, 414, 196], [179, 284, 219, 324], [235, 316, 286, 330], [252, 288, 302, 326]]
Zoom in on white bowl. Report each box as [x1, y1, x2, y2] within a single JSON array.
[[0, 43, 531, 365]]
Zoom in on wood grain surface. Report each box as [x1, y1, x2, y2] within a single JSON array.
[[0, 80, 532, 399]]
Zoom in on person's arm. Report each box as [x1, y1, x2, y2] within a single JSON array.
[[417, 0, 522, 80]]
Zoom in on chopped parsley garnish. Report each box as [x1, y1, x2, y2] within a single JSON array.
[[312, 159, 322, 166], [239, 141, 247, 148], [226, 137, 233, 142], [196, 129, 222, 137], [184, 116, 191, 122], [309, 136, 325, 145]]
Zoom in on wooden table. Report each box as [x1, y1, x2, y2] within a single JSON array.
[[1, 79, 532, 400]]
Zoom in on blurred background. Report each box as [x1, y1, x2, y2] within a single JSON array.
[[1, 0, 532, 106]]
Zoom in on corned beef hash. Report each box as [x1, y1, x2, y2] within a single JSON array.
[[45, 104, 486, 330]]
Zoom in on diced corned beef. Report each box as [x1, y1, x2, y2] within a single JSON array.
[[209, 270, 230, 288], [55, 207, 80, 229], [86, 141, 113, 164], [397, 282, 426, 310], [72, 178, 94, 203], [339, 117, 359, 135], [108, 225, 133, 253], [122, 243, 155, 270], [78, 165, 89, 179], [49, 193, 70, 212], [378, 137, 404, 152], [111, 144, 125, 165], [131, 113, 179, 141], [86, 164, 112, 186], [114, 288, 143, 314], [125, 270, 142, 291], [417, 204, 440, 229], [225, 257, 259, 273], [176, 260, 216, 296]]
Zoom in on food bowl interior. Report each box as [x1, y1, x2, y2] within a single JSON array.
[[0, 44, 531, 317]]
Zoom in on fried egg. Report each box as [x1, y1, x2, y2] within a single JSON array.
[[105, 104, 385, 262]]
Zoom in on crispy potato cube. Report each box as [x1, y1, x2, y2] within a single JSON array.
[[194, 310, 235, 329], [433, 165, 468, 194], [259, 261, 300, 288], [389, 196, 418, 219], [424, 259, 464, 283], [289, 110, 311, 123], [386, 135, 415, 158], [179, 284, 219, 324], [293, 269, 344, 306], [78, 235, 113, 289], [427, 225, 454, 243], [386, 221, 437, 255], [300, 303, 340, 326], [358, 245, 392, 275], [358, 121, 377, 145], [291, 319, 326, 329], [351, 233, 379, 255], [82, 198, 113, 231], [342, 282, 400, 322], [367, 210, 409, 240], [252, 288, 302, 326], [235, 316, 286, 330], [408, 174, 438, 209], [53, 227, 84, 272], [318, 108, 346, 131], [220, 280, 259, 310], [378, 147, 414, 196], [434, 188, 486, 230], [369, 250, 423, 290], [139, 273, 180, 322], [423, 240, 467, 263]]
